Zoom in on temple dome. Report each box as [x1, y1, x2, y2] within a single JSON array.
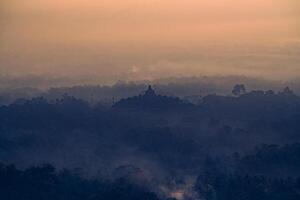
[[144, 85, 156, 97]]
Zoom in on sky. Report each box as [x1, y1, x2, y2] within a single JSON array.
[[1, 0, 300, 83]]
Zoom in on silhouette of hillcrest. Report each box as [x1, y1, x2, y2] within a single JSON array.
[[200, 86, 300, 121], [113, 85, 193, 112]]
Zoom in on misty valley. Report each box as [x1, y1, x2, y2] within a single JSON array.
[[1, 81, 300, 200], [1, 0, 300, 199]]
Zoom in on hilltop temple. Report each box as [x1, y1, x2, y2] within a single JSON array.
[[144, 85, 156, 97], [113, 85, 193, 111]]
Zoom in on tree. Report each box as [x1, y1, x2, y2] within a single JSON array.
[[232, 84, 246, 96]]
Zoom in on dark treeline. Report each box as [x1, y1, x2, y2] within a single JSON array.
[[194, 143, 300, 200], [1, 84, 300, 199], [196, 172, 300, 200], [0, 163, 160, 200]]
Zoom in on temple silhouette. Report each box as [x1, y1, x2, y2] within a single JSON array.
[[113, 85, 193, 112], [144, 85, 156, 97]]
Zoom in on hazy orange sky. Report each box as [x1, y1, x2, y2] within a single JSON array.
[[1, 0, 300, 83]]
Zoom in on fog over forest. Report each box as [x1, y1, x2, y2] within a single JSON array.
[[1, 77, 300, 200]]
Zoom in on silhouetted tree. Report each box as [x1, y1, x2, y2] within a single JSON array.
[[232, 84, 246, 96]]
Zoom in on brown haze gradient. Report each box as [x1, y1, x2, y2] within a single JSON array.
[[1, 0, 300, 83]]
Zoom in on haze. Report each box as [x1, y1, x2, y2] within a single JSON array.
[[1, 0, 300, 83]]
